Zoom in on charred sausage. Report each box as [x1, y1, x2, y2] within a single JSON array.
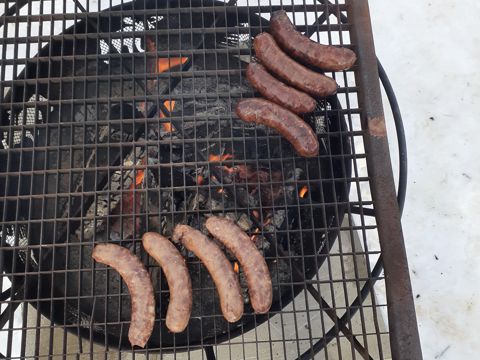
[[253, 32, 337, 97], [270, 10, 356, 71], [205, 216, 272, 314], [142, 232, 192, 333], [235, 98, 319, 158], [172, 224, 244, 322], [246, 62, 316, 114], [92, 243, 155, 348]]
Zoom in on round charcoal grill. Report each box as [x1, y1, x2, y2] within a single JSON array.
[[0, 1, 422, 359], [0, 0, 351, 350]]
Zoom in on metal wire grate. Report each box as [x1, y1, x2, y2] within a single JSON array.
[[0, 0, 421, 359]]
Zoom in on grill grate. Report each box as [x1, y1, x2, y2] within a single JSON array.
[[0, 0, 420, 359]]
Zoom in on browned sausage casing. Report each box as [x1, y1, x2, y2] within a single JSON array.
[[205, 216, 273, 314], [172, 224, 244, 322], [270, 10, 356, 72], [92, 244, 155, 348], [142, 232, 192, 333], [246, 62, 316, 114], [253, 32, 337, 97], [236, 98, 319, 158]]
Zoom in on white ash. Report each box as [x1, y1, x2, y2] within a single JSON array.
[[76, 146, 145, 240]]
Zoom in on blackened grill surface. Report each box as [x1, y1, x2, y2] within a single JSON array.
[[0, 0, 400, 359]]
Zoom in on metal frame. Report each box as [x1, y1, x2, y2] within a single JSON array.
[[0, 0, 421, 358], [347, 1, 421, 358]]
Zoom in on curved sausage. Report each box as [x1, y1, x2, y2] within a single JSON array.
[[246, 62, 316, 114], [270, 10, 356, 71], [253, 32, 337, 97], [205, 216, 272, 314], [142, 232, 192, 333], [236, 98, 319, 158], [172, 224, 244, 322], [92, 243, 155, 348]]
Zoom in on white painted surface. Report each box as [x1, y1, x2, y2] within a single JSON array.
[[369, 1, 480, 359]]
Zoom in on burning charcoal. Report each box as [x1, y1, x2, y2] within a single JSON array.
[[272, 210, 287, 228], [110, 166, 145, 239], [314, 114, 327, 134], [186, 192, 207, 211], [269, 258, 293, 286], [260, 184, 284, 206], [76, 147, 145, 240], [285, 167, 304, 182], [252, 235, 270, 252], [236, 213, 253, 232], [206, 199, 224, 211], [233, 164, 271, 183], [238, 268, 250, 305]]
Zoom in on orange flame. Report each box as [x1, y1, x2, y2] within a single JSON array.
[[233, 262, 239, 273], [157, 57, 188, 73], [160, 100, 176, 132], [209, 153, 234, 162], [129, 170, 145, 190], [299, 185, 308, 198], [135, 171, 145, 186], [197, 175, 204, 185]]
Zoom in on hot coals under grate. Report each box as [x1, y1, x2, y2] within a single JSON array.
[[0, 0, 396, 359]]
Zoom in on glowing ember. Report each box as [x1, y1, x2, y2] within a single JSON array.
[[161, 122, 173, 132], [217, 188, 225, 194], [250, 228, 260, 242], [252, 210, 260, 219], [209, 153, 234, 162], [233, 262, 239, 273], [157, 57, 188, 73], [130, 169, 145, 189], [197, 175, 204, 185], [160, 100, 176, 132], [299, 185, 308, 198], [135, 170, 145, 186]]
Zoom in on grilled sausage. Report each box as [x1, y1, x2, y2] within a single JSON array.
[[172, 224, 244, 322], [253, 32, 337, 97], [92, 243, 155, 348], [142, 232, 192, 333], [270, 10, 356, 71], [246, 62, 316, 114], [205, 216, 272, 314], [236, 98, 319, 158]]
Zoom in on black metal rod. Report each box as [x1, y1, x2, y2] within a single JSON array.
[[204, 345, 217, 360], [378, 61, 407, 215]]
